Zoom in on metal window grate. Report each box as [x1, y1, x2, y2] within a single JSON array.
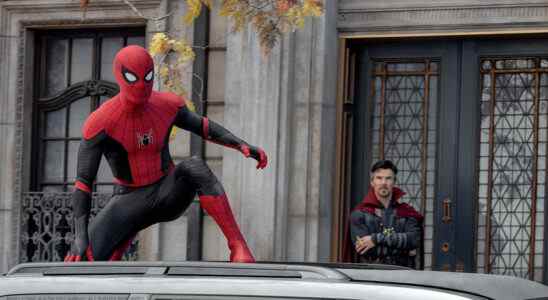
[[476, 57, 548, 281], [20, 192, 139, 263], [370, 60, 439, 270]]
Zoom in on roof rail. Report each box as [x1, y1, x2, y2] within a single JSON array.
[[7, 261, 349, 280], [258, 261, 411, 271]]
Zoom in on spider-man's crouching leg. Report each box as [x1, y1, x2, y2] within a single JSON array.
[[168, 156, 255, 263], [84, 156, 254, 262]]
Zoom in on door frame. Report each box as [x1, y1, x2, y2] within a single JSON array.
[[333, 31, 548, 282], [347, 39, 460, 271]]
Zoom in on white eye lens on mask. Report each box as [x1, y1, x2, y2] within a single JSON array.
[[123, 71, 138, 83], [144, 70, 154, 82]]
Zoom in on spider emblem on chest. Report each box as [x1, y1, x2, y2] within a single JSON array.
[[137, 129, 154, 149]]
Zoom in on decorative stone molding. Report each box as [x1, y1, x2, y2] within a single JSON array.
[[338, 3, 548, 32], [339, 0, 548, 10], [20, 17, 147, 29], [1, 0, 162, 13]]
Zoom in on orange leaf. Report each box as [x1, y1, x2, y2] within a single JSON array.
[[80, 0, 89, 9]]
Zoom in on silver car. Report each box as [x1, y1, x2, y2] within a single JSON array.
[[1, 262, 547, 300]]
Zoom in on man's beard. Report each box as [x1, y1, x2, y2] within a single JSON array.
[[379, 188, 390, 197]]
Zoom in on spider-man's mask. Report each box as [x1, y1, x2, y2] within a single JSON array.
[[113, 45, 154, 109]]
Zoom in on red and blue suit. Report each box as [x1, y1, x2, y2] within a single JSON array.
[[64, 45, 267, 263]]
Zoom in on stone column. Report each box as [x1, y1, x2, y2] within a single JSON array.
[[0, 1, 27, 273], [218, 1, 339, 262], [139, 0, 195, 262]]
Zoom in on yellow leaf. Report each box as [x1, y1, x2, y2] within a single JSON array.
[[149, 32, 170, 56], [169, 127, 178, 140], [285, 6, 304, 28], [219, 0, 236, 16], [159, 66, 169, 78], [183, 0, 202, 24], [185, 100, 196, 112], [172, 40, 195, 63], [302, 0, 323, 17]]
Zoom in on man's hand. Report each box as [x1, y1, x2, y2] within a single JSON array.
[[64, 231, 90, 262], [240, 144, 268, 169], [355, 235, 375, 255]]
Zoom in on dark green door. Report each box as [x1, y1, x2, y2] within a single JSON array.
[[459, 38, 548, 282], [351, 37, 548, 283]]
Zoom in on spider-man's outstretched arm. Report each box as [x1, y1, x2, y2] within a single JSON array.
[[173, 104, 262, 263], [174, 105, 267, 169], [64, 133, 104, 262]]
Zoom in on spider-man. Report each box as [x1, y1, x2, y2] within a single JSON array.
[[64, 45, 267, 263]]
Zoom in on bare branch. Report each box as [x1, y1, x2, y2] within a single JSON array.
[[191, 72, 205, 101], [121, 0, 147, 19], [120, 0, 175, 30], [152, 10, 175, 21]]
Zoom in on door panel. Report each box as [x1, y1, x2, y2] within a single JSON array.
[[353, 41, 460, 270], [460, 39, 548, 282]]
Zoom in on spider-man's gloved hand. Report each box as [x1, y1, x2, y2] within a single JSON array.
[[64, 189, 93, 262], [65, 215, 90, 262], [239, 144, 268, 169]]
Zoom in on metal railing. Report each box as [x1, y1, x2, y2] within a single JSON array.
[[20, 192, 138, 263]]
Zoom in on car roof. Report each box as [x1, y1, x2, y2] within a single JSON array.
[[3, 261, 548, 300], [336, 268, 548, 300]]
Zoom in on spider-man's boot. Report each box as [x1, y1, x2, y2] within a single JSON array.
[[199, 194, 255, 263]]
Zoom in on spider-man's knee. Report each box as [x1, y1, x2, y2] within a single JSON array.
[[174, 156, 219, 190]]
